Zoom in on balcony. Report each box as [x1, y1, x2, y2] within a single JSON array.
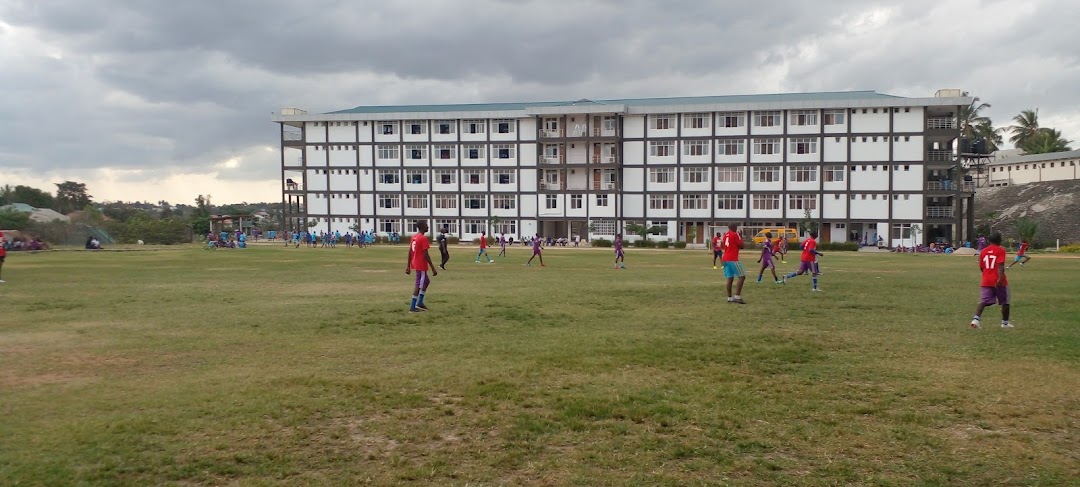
[[539, 181, 566, 191], [926, 117, 957, 130], [592, 154, 617, 164], [927, 206, 955, 218], [591, 127, 618, 137], [283, 131, 304, 146], [540, 128, 564, 138], [592, 181, 617, 191], [962, 181, 975, 192], [539, 154, 565, 165], [926, 180, 957, 191], [927, 150, 953, 162]]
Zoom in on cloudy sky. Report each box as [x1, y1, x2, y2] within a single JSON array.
[[1, 0, 1077, 205]]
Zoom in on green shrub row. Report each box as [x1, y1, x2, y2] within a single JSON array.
[[591, 239, 612, 247], [817, 242, 860, 251]]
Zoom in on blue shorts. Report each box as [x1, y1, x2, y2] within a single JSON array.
[[1014, 255, 1025, 262], [722, 261, 744, 279]]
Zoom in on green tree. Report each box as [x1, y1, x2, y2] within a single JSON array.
[[3, 185, 54, 209], [1021, 128, 1072, 154], [1015, 217, 1038, 244], [960, 92, 992, 141], [54, 181, 92, 214], [624, 222, 664, 242], [0, 207, 32, 230], [973, 121, 1004, 152], [1008, 109, 1040, 149], [798, 209, 819, 236]]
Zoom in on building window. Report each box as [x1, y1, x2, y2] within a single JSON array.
[[464, 144, 484, 160], [465, 195, 486, 209], [682, 167, 710, 183], [571, 194, 583, 209], [596, 194, 609, 207], [788, 194, 818, 210], [591, 219, 615, 235], [650, 141, 675, 157], [650, 114, 675, 130], [649, 167, 675, 183], [823, 109, 846, 125], [405, 170, 427, 184], [435, 219, 458, 234], [716, 195, 744, 210], [464, 120, 485, 134], [464, 170, 485, 185], [494, 220, 517, 235], [752, 166, 781, 182], [546, 194, 558, 209], [379, 122, 398, 135], [378, 194, 400, 209], [789, 166, 818, 182], [435, 145, 455, 159], [716, 166, 745, 183], [682, 194, 709, 210], [719, 112, 745, 128], [463, 219, 485, 234], [406, 195, 428, 209], [753, 111, 781, 127], [380, 219, 402, 234], [683, 140, 710, 156], [406, 145, 427, 160], [495, 119, 514, 134], [408, 122, 425, 135], [435, 195, 457, 209], [493, 144, 515, 159], [684, 113, 710, 129], [434, 170, 455, 185], [823, 165, 845, 182], [493, 170, 515, 184], [492, 195, 516, 209], [790, 137, 819, 154], [752, 194, 781, 210], [790, 110, 818, 126], [753, 138, 781, 155], [718, 139, 745, 155], [377, 145, 399, 160], [436, 121, 455, 135], [378, 170, 400, 184], [891, 223, 913, 240], [648, 194, 676, 210]]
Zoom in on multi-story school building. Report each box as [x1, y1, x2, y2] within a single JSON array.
[[272, 89, 973, 246]]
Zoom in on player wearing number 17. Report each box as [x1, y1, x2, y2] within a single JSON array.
[[721, 224, 746, 304], [971, 232, 1012, 329]]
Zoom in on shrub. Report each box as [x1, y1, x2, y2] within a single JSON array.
[[591, 238, 612, 248], [674, 241, 687, 249], [447, 236, 460, 245], [817, 242, 859, 251], [633, 239, 656, 248], [1060, 243, 1080, 253], [657, 241, 670, 249]]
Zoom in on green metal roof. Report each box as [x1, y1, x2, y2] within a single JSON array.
[[327, 90, 901, 114]]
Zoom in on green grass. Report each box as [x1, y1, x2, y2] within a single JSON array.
[[1, 244, 1078, 486]]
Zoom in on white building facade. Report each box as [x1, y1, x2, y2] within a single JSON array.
[[986, 149, 1080, 187], [273, 91, 972, 247]]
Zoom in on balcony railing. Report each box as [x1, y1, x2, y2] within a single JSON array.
[[927, 117, 957, 130], [927, 206, 955, 218], [592, 154, 617, 164], [539, 154, 565, 164], [539, 181, 566, 191], [962, 181, 975, 192], [592, 127, 618, 137], [926, 180, 957, 191], [540, 128, 564, 138], [927, 150, 953, 162]]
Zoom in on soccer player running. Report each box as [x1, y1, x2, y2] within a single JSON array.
[[971, 232, 1012, 329], [756, 232, 781, 284], [406, 221, 437, 313], [711, 232, 723, 270], [0, 232, 7, 283], [721, 224, 747, 304], [783, 231, 824, 291], [476, 231, 494, 263], [436, 226, 450, 270], [526, 233, 545, 267], [776, 234, 788, 264], [498, 233, 507, 257], [1007, 239, 1030, 269], [613, 233, 626, 269]]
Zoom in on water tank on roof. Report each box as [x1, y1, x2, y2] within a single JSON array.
[[935, 89, 963, 98], [279, 107, 308, 115]]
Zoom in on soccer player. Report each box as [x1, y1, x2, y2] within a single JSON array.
[[526, 233, 545, 267], [971, 232, 1012, 329], [476, 232, 494, 263], [776, 235, 788, 264], [436, 227, 450, 270], [1008, 239, 1030, 269], [783, 231, 824, 291], [756, 232, 781, 284], [0, 233, 7, 283], [721, 224, 746, 304], [613, 233, 626, 269], [711, 232, 723, 270], [498, 233, 507, 257], [406, 221, 437, 313]]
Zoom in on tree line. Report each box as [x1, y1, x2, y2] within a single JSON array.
[[960, 93, 1073, 154]]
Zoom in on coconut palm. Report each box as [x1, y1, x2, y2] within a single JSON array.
[[959, 92, 991, 140], [973, 121, 1004, 152], [1021, 128, 1072, 154], [1008, 109, 1040, 149]]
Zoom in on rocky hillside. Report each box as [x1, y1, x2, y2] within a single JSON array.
[[974, 180, 1080, 245]]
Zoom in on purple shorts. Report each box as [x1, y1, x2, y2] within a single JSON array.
[[979, 286, 1009, 306], [760, 257, 773, 269], [533, 249, 542, 256], [413, 271, 430, 288], [798, 260, 818, 274]]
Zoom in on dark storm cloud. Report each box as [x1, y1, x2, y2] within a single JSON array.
[[1, 0, 1077, 199]]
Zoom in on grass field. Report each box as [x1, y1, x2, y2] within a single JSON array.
[[1, 244, 1078, 486]]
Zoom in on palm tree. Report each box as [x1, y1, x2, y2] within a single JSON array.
[[1008, 109, 1040, 149], [1021, 128, 1073, 154], [959, 92, 991, 140], [973, 121, 1004, 152]]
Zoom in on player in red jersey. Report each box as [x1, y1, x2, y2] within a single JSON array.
[[1007, 239, 1030, 269], [971, 232, 1012, 329], [782, 231, 824, 291], [711, 231, 723, 270], [0, 231, 7, 283], [475, 231, 494, 263], [406, 221, 438, 312], [721, 224, 746, 304]]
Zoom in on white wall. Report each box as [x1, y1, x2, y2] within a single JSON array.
[[623, 194, 644, 218], [893, 136, 923, 161], [849, 164, 890, 191], [623, 168, 644, 191], [306, 122, 325, 143], [850, 108, 889, 132], [893, 107, 923, 132], [823, 136, 847, 162], [849, 195, 888, 219], [892, 164, 922, 190], [623, 116, 645, 138], [851, 137, 889, 161], [328, 122, 355, 142], [822, 193, 847, 219], [891, 196, 922, 220], [623, 141, 645, 165]]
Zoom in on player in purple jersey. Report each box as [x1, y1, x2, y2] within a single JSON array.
[[498, 233, 507, 257], [526, 233, 546, 267], [613, 233, 626, 269], [756, 232, 782, 284]]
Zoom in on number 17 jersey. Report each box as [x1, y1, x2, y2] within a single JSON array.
[[978, 244, 1007, 287]]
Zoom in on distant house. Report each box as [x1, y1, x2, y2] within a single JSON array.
[[0, 203, 71, 223], [987, 149, 1080, 187]]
